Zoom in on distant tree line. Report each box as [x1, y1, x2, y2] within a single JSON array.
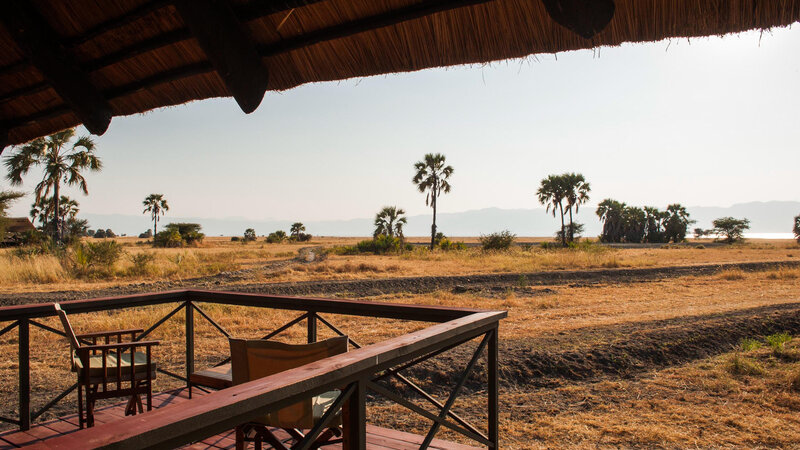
[[596, 201, 694, 244]]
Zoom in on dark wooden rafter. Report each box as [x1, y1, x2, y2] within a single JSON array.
[[0, 2, 112, 135], [173, 0, 269, 114]]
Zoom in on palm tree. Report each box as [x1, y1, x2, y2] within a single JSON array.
[[0, 190, 24, 237], [537, 175, 567, 246], [4, 129, 101, 241], [290, 222, 305, 240], [373, 206, 408, 239], [561, 173, 591, 243], [31, 195, 79, 229], [142, 194, 169, 236], [412, 153, 454, 250]]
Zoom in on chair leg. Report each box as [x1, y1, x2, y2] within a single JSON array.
[[86, 388, 95, 428], [147, 379, 153, 411], [235, 426, 246, 450], [77, 383, 85, 429]]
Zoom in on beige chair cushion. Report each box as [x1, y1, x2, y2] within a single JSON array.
[[73, 351, 157, 383]]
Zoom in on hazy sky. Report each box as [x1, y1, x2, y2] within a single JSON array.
[[4, 27, 800, 222]]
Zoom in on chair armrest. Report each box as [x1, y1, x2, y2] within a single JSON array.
[[76, 328, 145, 339], [79, 340, 160, 351]]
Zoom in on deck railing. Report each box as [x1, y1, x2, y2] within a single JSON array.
[[0, 289, 505, 449]]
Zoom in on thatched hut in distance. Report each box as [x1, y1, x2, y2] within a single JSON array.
[[1, 0, 798, 149], [0, 217, 35, 246]]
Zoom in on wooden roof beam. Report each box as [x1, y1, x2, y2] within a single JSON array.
[[174, 0, 269, 114], [0, 2, 112, 135]]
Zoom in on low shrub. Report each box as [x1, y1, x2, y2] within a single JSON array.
[[243, 228, 257, 242], [231, 236, 241, 242], [439, 238, 466, 251], [129, 252, 156, 276], [479, 230, 515, 251], [356, 234, 403, 254], [266, 230, 287, 243], [154, 230, 183, 248], [717, 269, 745, 280], [725, 354, 765, 376], [138, 229, 153, 239], [767, 332, 792, 354], [739, 338, 762, 352], [71, 240, 124, 276]]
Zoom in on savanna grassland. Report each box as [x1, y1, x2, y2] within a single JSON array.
[[1, 238, 800, 448]]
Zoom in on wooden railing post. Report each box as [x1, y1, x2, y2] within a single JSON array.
[[185, 301, 194, 398], [342, 379, 366, 450], [488, 327, 499, 448], [307, 311, 317, 344], [18, 318, 30, 430]]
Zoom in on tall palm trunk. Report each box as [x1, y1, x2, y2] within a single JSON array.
[[153, 213, 158, 236], [568, 207, 574, 243], [558, 202, 566, 246], [430, 179, 437, 250], [53, 180, 61, 242]]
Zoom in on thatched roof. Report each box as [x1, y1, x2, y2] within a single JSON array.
[[2, 217, 35, 233], [1, 0, 798, 149]]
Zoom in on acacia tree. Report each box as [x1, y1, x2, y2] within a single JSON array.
[[143, 194, 169, 236], [373, 206, 408, 239], [412, 153, 453, 250], [561, 173, 591, 243], [537, 175, 567, 246], [4, 129, 101, 241], [793, 215, 800, 243], [712, 217, 750, 243]]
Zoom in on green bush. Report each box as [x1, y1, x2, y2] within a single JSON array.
[[739, 338, 762, 352], [231, 236, 241, 242], [356, 235, 403, 254], [767, 333, 792, 353], [129, 252, 156, 276], [243, 228, 257, 242], [539, 241, 562, 250], [439, 238, 466, 251], [266, 230, 287, 243], [479, 230, 516, 251], [153, 230, 183, 248], [71, 240, 124, 275], [164, 223, 204, 245]]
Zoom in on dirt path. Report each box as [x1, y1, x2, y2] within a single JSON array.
[[0, 260, 797, 305], [401, 301, 800, 393]]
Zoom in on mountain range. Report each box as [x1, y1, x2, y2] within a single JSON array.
[[80, 201, 800, 238]]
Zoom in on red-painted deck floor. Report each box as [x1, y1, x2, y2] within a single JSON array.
[[0, 388, 480, 449]]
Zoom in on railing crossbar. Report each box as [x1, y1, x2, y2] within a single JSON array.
[[191, 303, 231, 338], [316, 314, 362, 349], [394, 372, 486, 441], [421, 332, 491, 449], [135, 302, 186, 341], [31, 383, 78, 420], [295, 383, 355, 450], [373, 338, 467, 382], [0, 320, 18, 338], [366, 381, 492, 447]]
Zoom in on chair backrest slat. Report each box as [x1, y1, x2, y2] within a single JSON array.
[[54, 303, 80, 350]]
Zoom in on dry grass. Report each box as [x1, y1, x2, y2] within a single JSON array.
[[1, 237, 798, 293]]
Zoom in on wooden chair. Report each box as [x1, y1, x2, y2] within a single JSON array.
[[54, 303, 159, 428], [230, 336, 348, 450]]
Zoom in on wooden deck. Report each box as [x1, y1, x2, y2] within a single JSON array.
[[0, 388, 480, 450]]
